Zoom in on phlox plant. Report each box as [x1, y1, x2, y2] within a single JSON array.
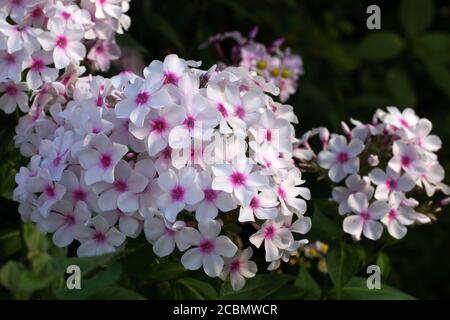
[[10, 50, 311, 291], [202, 27, 304, 102], [0, 0, 448, 300], [295, 107, 449, 242]]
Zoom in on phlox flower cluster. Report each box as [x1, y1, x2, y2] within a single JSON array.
[[294, 107, 450, 241], [0, 0, 131, 114], [202, 27, 303, 102], [12, 54, 311, 291]]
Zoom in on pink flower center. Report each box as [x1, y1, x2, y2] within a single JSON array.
[[360, 212, 370, 221], [56, 35, 67, 49], [94, 94, 104, 106], [170, 185, 185, 202], [73, 189, 86, 201], [45, 184, 55, 198], [164, 72, 178, 85], [151, 117, 167, 134], [230, 260, 241, 273], [401, 155, 411, 168], [388, 209, 397, 221], [5, 85, 18, 96], [204, 188, 218, 202], [100, 153, 112, 168], [277, 186, 286, 200], [183, 116, 195, 130], [235, 105, 245, 119], [113, 179, 128, 193], [61, 11, 71, 21], [31, 58, 45, 71], [386, 178, 398, 191], [266, 129, 272, 142], [249, 196, 260, 209], [31, 7, 44, 19], [64, 214, 76, 226], [5, 53, 16, 64], [93, 231, 107, 243], [264, 225, 276, 239], [135, 91, 150, 106], [399, 118, 409, 128], [230, 172, 246, 187], [95, 44, 105, 54], [337, 152, 349, 164], [165, 227, 175, 237], [162, 147, 172, 160], [52, 154, 63, 167], [217, 103, 228, 117], [199, 239, 215, 255]]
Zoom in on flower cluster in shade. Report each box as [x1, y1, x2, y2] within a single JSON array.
[[301, 240, 328, 273], [294, 107, 450, 241], [202, 27, 304, 102], [0, 0, 131, 114], [11, 54, 311, 291]]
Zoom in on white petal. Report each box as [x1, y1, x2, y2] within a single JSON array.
[[106, 227, 126, 246], [328, 163, 347, 182], [153, 235, 176, 257], [52, 226, 74, 247], [343, 215, 363, 239], [362, 220, 383, 240], [181, 248, 202, 270], [199, 219, 221, 240], [387, 220, 407, 239], [347, 139, 365, 157], [317, 150, 336, 169], [348, 192, 369, 214], [214, 236, 237, 257]]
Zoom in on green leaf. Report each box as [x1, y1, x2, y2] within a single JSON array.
[[356, 32, 405, 61], [147, 13, 184, 52], [326, 243, 361, 296], [55, 263, 123, 300], [295, 266, 322, 299], [310, 202, 342, 243], [399, 0, 434, 37], [385, 68, 417, 107], [61, 251, 127, 275], [376, 252, 391, 278], [148, 262, 187, 281], [0, 261, 54, 298], [90, 286, 147, 300], [417, 32, 450, 64], [22, 223, 50, 256], [175, 277, 218, 300], [220, 274, 294, 300], [424, 61, 450, 99], [0, 228, 21, 258], [339, 277, 415, 300]]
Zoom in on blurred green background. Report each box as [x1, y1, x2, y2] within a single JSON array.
[[1, 0, 449, 299]]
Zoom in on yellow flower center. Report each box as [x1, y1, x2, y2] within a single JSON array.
[[270, 68, 280, 77], [256, 60, 268, 70], [281, 68, 291, 79]]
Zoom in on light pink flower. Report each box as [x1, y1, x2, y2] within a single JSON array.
[[181, 219, 237, 277], [343, 192, 389, 240], [78, 133, 128, 185], [37, 19, 86, 69]]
